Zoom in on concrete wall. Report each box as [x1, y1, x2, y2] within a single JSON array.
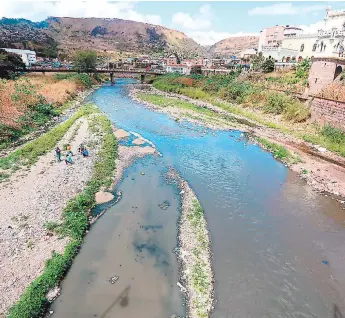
[[311, 97, 345, 129]]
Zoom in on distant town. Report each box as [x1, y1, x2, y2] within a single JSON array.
[[2, 6, 345, 76]]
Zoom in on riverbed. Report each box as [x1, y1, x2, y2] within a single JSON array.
[[52, 79, 345, 317]]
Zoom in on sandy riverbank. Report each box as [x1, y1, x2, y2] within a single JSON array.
[[0, 114, 105, 314], [167, 168, 214, 318], [130, 85, 345, 201]]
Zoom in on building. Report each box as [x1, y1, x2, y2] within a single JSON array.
[[1, 48, 36, 66], [260, 7, 345, 62], [239, 48, 257, 61], [165, 64, 191, 75], [258, 25, 286, 51], [167, 55, 178, 65]]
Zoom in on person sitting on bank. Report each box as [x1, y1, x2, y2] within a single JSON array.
[[78, 143, 85, 154], [65, 153, 73, 165], [67, 144, 73, 156], [82, 148, 89, 157]]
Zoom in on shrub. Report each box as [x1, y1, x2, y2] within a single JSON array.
[[262, 58, 275, 73], [321, 124, 345, 144], [283, 101, 311, 122], [263, 92, 292, 114]]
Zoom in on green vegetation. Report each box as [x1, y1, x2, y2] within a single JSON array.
[[255, 137, 301, 164], [0, 104, 97, 180], [0, 49, 25, 79], [304, 124, 345, 157], [262, 58, 275, 73], [54, 73, 95, 89], [186, 200, 212, 318], [73, 50, 97, 74], [7, 108, 118, 318]]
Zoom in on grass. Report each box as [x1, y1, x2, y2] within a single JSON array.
[[0, 104, 98, 179], [303, 124, 345, 157], [255, 137, 301, 164], [185, 200, 212, 318], [7, 108, 118, 318]]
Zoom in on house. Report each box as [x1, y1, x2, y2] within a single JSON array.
[[1, 48, 36, 66], [167, 55, 178, 65], [260, 7, 345, 62], [165, 64, 191, 75]]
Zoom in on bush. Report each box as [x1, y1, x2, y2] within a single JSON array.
[[263, 92, 291, 114], [283, 101, 311, 122], [321, 124, 345, 144], [262, 58, 275, 73]]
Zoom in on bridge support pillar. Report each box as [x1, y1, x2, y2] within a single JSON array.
[[110, 72, 115, 84], [140, 74, 145, 84]]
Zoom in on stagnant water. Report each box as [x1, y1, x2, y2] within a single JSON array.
[[52, 79, 345, 318]]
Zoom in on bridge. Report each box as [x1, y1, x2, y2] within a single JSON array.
[[20, 68, 166, 83]]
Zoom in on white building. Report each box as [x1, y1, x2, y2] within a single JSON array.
[[165, 64, 191, 75], [260, 7, 345, 62], [1, 48, 36, 66]]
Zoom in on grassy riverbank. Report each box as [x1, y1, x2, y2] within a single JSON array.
[[6, 106, 118, 318], [0, 73, 104, 150], [152, 74, 345, 157], [0, 104, 97, 181]]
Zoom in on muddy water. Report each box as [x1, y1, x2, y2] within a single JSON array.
[[53, 79, 345, 317], [52, 157, 184, 317]]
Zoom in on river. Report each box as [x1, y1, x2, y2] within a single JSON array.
[[51, 79, 345, 318]]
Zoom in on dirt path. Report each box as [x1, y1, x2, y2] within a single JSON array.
[[0, 116, 103, 314]]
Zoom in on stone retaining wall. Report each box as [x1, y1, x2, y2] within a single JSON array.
[[311, 96, 345, 128]]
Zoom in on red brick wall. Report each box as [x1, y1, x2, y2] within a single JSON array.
[[311, 97, 345, 128], [308, 60, 337, 94]]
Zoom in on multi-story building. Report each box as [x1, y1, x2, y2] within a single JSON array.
[[1, 48, 36, 66], [165, 64, 191, 75], [260, 7, 345, 62]]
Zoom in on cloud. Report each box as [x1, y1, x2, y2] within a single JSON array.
[[297, 20, 327, 34], [172, 4, 212, 30], [248, 3, 326, 16], [187, 30, 259, 46], [0, 1, 162, 25]]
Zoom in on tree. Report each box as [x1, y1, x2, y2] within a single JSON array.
[[251, 52, 265, 71], [0, 49, 25, 79], [262, 58, 275, 73], [73, 50, 97, 73]]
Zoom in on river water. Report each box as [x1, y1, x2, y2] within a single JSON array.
[[52, 79, 345, 318]]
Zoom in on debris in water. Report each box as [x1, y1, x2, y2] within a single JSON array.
[[322, 260, 329, 265], [109, 276, 119, 284], [177, 281, 187, 293], [158, 200, 170, 210], [141, 172, 145, 175]]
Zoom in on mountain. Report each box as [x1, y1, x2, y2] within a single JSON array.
[[0, 17, 205, 58], [208, 36, 259, 57]]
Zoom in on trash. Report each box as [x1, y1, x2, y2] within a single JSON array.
[[322, 260, 329, 265], [180, 190, 185, 195], [109, 276, 119, 284], [158, 200, 170, 210], [177, 281, 187, 293], [141, 172, 145, 175], [317, 147, 327, 153]]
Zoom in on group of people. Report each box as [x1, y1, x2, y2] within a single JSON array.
[[55, 143, 89, 164]]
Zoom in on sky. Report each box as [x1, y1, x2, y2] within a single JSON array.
[[1, 1, 345, 45]]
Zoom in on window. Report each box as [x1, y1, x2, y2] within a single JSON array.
[[312, 43, 317, 51], [300, 44, 304, 52]]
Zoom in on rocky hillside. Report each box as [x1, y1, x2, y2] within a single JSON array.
[[208, 36, 259, 57], [0, 17, 205, 57]]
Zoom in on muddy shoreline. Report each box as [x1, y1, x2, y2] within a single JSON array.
[[130, 85, 345, 201]]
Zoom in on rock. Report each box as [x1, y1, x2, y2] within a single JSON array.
[[95, 191, 114, 204], [158, 200, 170, 210], [114, 129, 130, 139], [180, 190, 185, 195], [132, 138, 145, 145], [141, 172, 145, 175], [317, 147, 327, 153], [46, 287, 60, 302], [109, 276, 119, 284], [177, 281, 187, 293]]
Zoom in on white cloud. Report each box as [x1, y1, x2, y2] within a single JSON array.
[[0, 1, 162, 25], [187, 30, 259, 46], [248, 3, 326, 16], [172, 4, 212, 30]]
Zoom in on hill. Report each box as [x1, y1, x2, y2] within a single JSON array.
[[0, 17, 205, 58], [208, 36, 259, 57]]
